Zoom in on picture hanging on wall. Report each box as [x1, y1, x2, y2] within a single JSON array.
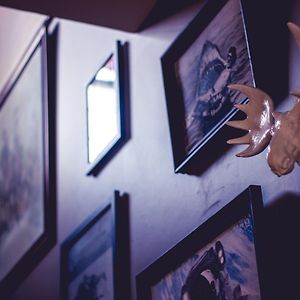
[[86, 41, 128, 176], [136, 185, 264, 300], [0, 20, 57, 296], [60, 191, 130, 300], [161, 0, 254, 173]]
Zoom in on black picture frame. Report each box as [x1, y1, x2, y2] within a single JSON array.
[[60, 191, 130, 300], [86, 41, 128, 176], [0, 20, 57, 296], [161, 0, 288, 174], [136, 185, 264, 300]]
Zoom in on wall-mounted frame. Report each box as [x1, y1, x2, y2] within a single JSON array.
[[60, 191, 130, 300], [161, 0, 254, 173], [0, 20, 57, 296], [136, 185, 264, 300], [86, 41, 128, 176]]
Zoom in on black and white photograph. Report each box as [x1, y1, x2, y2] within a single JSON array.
[[61, 204, 114, 300], [0, 24, 56, 296], [68, 210, 114, 300], [152, 214, 260, 300], [162, 0, 254, 172], [60, 191, 130, 300], [0, 33, 44, 284]]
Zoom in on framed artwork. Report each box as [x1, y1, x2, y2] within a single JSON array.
[[86, 41, 128, 176], [136, 185, 264, 300], [60, 191, 130, 300], [161, 0, 254, 173], [0, 21, 57, 296]]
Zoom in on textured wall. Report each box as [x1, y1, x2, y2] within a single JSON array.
[[1, 1, 300, 299]]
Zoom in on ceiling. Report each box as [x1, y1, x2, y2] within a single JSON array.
[[0, 0, 197, 32]]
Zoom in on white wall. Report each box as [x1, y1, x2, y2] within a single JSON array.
[[0, 6, 46, 89], [1, 2, 300, 299]]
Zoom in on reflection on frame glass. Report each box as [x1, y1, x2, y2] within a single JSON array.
[[161, 0, 253, 173], [0, 21, 56, 297], [136, 186, 264, 300], [60, 191, 130, 300], [87, 55, 117, 163], [86, 41, 127, 176]]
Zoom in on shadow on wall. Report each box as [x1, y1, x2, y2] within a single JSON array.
[[262, 192, 300, 299]]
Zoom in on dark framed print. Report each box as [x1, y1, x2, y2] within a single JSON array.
[[86, 41, 128, 176], [136, 185, 264, 300], [0, 20, 57, 296], [161, 0, 254, 173], [60, 191, 130, 300]]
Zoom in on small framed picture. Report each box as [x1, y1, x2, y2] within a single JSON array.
[[136, 185, 264, 300], [60, 191, 130, 300], [0, 21, 57, 296], [161, 0, 254, 173], [86, 41, 128, 176]]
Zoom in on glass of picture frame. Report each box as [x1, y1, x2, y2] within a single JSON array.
[[86, 41, 128, 176]]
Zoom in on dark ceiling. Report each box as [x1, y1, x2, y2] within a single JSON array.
[[0, 0, 198, 32]]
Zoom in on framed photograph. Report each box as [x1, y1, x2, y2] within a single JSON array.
[[136, 185, 264, 300], [0, 21, 57, 296], [60, 191, 130, 300], [86, 41, 128, 176], [161, 0, 254, 173]]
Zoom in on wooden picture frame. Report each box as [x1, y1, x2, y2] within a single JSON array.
[[136, 185, 264, 300]]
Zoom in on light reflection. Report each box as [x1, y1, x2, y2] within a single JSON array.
[[87, 56, 119, 163]]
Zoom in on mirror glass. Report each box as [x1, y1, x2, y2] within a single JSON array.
[[87, 54, 119, 164]]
